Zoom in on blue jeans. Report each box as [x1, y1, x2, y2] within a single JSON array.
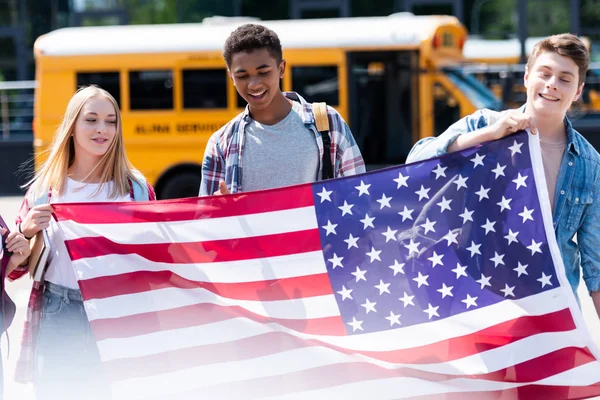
[[35, 282, 111, 400]]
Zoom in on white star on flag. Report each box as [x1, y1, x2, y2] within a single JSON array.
[[437, 283, 454, 298], [374, 279, 391, 295], [413, 271, 429, 288], [466, 241, 482, 257], [328, 253, 344, 269], [415, 185, 431, 201], [428, 251, 444, 267], [398, 206, 414, 221], [361, 298, 377, 314], [454, 174, 468, 190], [436, 196, 452, 212], [490, 252, 505, 267], [347, 317, 363, 332], [343, 233, 359, 249], [481, 219, 496, 235], [381, 226, 398, 243], [462, 294, 478, 309], [470, 152, 485, 168], [385, 311, 401, 326], [519, 206, 535, 223], [355, 180, 371, 196], [504, 229, 519, 245], [405, 239, 421, 255], [443, 230, 459, 246], [513, 173, 528, 190], [452, 263, 468, 279], [459, 208, 474, 224], [316, 187, 332, 202], [476, 274, 492, 289], [337, 285, 353, 300], [514, 262, 529, 277], [475, 185, 490, 201], [338, 201, 354, 216], [360, 213, 376, 229], [432, 164, 447, 179], [509, 140, 523, 155], [321, 220, 337, 236], [399, 292, 415, 307], [497, 196, 512, 212], [492, 163, 506, 179], [376, 193, 392, 209], [351, 266, 367, 282], [527, 239, 543, 255], [420, 218, 437, 234], [537, 272, 553, 288], [500, 284, 516, 297], [389, 260, 405, 275], [366, 247, 382, 262], [393, 172, 409, 188], [423, 304, 440, 319]]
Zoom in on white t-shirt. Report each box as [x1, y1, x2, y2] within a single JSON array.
[[44, 178, 131, 289]]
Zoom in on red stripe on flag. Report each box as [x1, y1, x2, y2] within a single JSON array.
[[354, 308, 576, 364], [90, 302, 345, 341], [65, 229, 321, 262], [125, 347, 597, 400], [52, 184, 315, 223], [79, 271, 333, 301]]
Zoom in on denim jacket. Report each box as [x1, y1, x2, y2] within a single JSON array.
[[407, 107, 600, 298]]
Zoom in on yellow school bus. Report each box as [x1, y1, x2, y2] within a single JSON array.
[[33, 13, 501, 199]]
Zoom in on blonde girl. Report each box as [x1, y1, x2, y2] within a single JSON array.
[[9, 85, 156, 400]]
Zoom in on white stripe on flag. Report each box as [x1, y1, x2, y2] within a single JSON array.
[[73, 251, 327, 282], [86, 287, 340, 321], [58, 206, 318, 243]]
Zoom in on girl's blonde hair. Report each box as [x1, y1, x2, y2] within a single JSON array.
[[27, 85, 143, 200]]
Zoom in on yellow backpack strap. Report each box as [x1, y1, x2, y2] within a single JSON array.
[[313, 102, 329, 132], [312, 102, 333, 180]]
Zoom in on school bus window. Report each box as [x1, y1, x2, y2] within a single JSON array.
[[182, 69, 227, 109], [129, 70, 173, 110], [291, 66, 339, 106], [76, 72, 120, 106]]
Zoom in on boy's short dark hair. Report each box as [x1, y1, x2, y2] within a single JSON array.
[[223, 24, 283, 67], [527, 34, 590, 86]]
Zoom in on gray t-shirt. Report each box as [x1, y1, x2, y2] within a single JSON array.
[[241, 101, 319, 191]]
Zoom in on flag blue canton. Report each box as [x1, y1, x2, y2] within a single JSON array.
[[312, 131, 557, 335]]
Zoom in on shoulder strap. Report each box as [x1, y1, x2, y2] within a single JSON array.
[[313, 102, 333, 180], [130, 173, 150, 201]]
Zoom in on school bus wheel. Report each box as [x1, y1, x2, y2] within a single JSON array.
[[156, 166, 202, 200]]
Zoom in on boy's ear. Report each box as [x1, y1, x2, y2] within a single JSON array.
[[279, 59, 286, 78], [574, 82, 585, 102]]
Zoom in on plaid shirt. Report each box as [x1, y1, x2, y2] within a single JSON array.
[[8, 179, 156, 383], [199, 92, 366, 196]]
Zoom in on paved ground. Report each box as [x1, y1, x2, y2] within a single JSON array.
[[1, 195, 599, 399]]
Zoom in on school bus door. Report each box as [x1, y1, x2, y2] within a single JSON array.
[[347, 51, 419, 167]]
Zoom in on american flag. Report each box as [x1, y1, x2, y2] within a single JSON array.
[[53, 130, 600, 399]]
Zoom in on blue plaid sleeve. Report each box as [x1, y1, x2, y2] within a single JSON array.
[[199, 130, 226, 197]]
